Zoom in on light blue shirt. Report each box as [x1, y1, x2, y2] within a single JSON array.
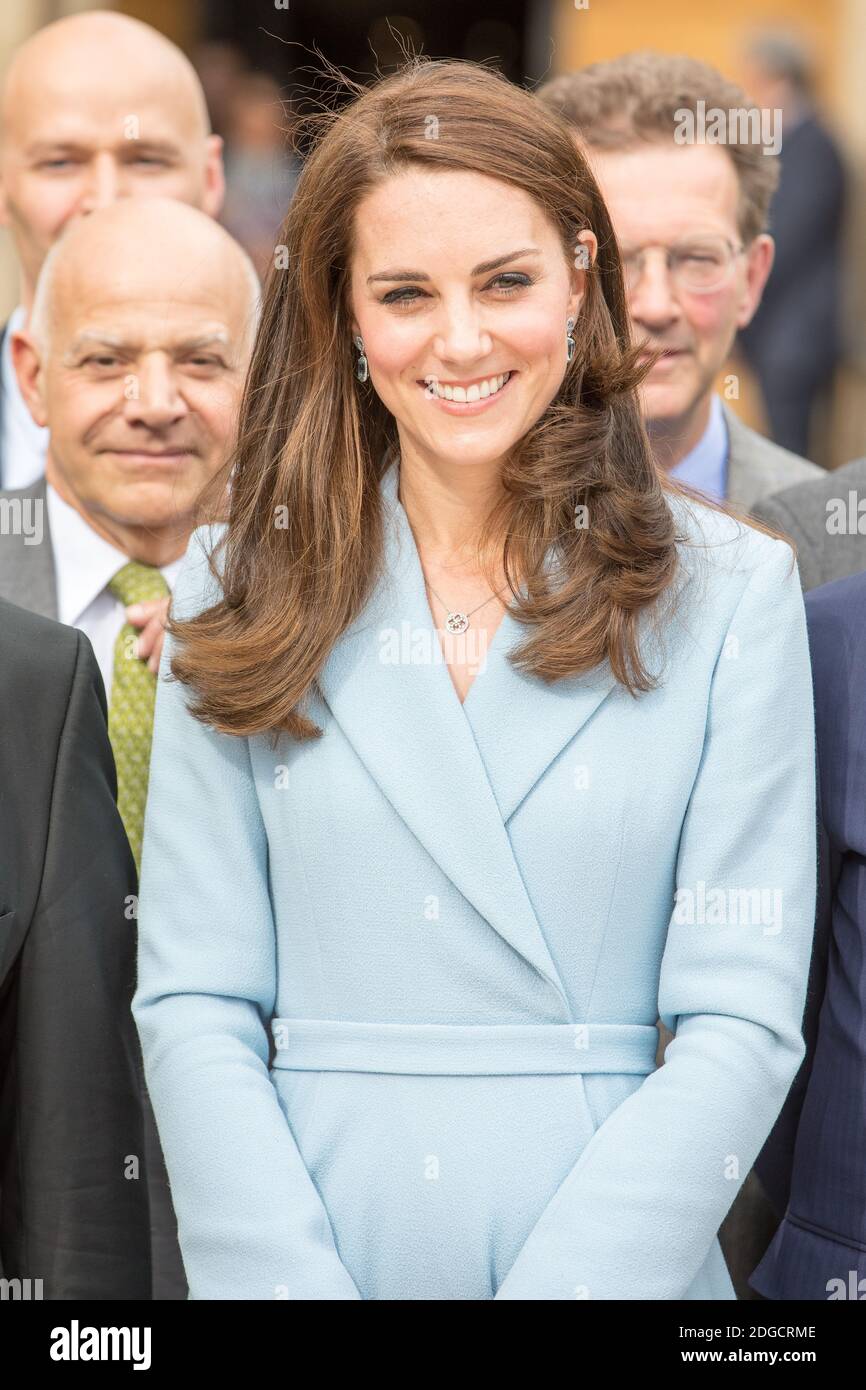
[[668, 394, 729, 502]]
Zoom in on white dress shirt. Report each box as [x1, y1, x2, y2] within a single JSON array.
[[2, 304, 49, 490], [46, 482, 184, 700]]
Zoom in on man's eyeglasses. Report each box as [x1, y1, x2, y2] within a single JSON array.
[[620, 236, 746, 295]]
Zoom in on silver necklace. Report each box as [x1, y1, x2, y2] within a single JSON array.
[[424, 575, 509, 634], [398, 464, 509, 633]]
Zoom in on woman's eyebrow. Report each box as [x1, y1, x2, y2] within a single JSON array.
[[471, 247, 541, 275], [367, 247, 542, 285]]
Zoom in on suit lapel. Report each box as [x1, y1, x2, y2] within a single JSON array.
[[317, 459, 624, 1011], [32, 477, 58, 620], [723, 404, 761, 512]]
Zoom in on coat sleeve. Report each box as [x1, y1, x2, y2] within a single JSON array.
[[14, 631, 150, 1298], [495, 536, 817, 1300], [132, 530, 362, 1300]]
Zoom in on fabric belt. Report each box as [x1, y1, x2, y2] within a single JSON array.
[[269, 1018, 659, 1076]]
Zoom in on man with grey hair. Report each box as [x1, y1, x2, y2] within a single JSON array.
[[540, 51, 824, 1301], [0, 196, 259, 1300], [538, 51, 822, 513], [0, 8, 226, 490]]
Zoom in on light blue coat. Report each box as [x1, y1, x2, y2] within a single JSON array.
[[133, 457, 817, 1300]]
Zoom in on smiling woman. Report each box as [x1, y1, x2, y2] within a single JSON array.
[[132, 58, 817, 1302], [170, 57, 678, 733]]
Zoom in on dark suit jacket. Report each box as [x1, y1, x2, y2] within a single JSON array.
[[751, 568, 866, 1297], [0, 487, 188, 1299], [739, 113, 846, 385], [0, 598, 151, 1297]]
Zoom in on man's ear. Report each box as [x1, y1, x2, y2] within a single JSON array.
[[11, 331, 48, 428], [202, 134, 226, 219], [736, 233, 775, 330]]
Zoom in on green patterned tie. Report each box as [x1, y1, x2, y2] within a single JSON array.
[[107, 560, 171, 870]]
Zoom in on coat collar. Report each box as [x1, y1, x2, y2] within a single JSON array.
[[316, 457, 620, 1011]]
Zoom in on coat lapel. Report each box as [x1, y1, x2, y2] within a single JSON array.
[[459, 614, 618, 823], [316, 459, 618, 1011]]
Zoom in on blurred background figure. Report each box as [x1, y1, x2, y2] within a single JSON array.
[[191, 38, 246, 139], [220, 72, 300, 280], [0, 9, 225, 490], [738, 28, 848, 461]]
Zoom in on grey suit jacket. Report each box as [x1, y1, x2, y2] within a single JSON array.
[[751, 454, 866, 591], [723, 405, 823, 513], [0, 478, 57, 617], [0, 476, 187, 1301]]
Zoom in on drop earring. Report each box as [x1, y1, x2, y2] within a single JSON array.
[[566, 316, 576, 364], [353, 334, 369, 383]]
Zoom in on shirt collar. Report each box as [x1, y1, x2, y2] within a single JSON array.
[[668, 393, 729, 502], [45, 481, 185, 625]]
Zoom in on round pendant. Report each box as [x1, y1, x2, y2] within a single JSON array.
[[445, 611, 469, 635]]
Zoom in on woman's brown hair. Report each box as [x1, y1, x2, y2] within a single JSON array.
[[170, 56, 694, 741]]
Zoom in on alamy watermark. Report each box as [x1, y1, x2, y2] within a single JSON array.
[[826, 491, 866, 535], [379, 621, 490, 676], [674, 100, 782, 157], [1, 1277, 43, 1299], [826, 1271, 866, 1299], [50, 1321, 151, 1369], [673, 880, 783, 935], [0, 495, 43, 545]]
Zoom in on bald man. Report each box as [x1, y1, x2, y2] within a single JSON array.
[[0, 197, 259, 1300], [0, 10, 225, 489]]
